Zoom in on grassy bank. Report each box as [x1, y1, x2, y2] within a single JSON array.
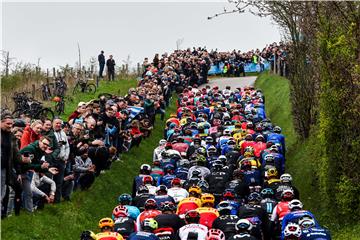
[[255, 72, 359, 240], [1, 77, 177, 239]]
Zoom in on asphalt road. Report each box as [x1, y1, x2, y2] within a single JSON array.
[[208, 76, 257, 89]]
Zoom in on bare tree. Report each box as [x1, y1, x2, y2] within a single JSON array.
[[1, 50, 15, 77], [176, 38, 184, 50]]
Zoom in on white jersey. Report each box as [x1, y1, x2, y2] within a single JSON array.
[[168, 187, 189, 203], [187, 166, 211, 180], [153, 146, 165, 162], [178, 223, 208, 240], [146, 184, 157, 195]]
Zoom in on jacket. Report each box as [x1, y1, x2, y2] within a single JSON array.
[[20, 126, 41, 149]]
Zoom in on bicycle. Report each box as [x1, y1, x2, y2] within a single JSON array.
[[12, 92, 54, 120], [53, 96, 65, 116], [73, 78, 96, 94], [41, 83, 52, 101], [54, 76, 67, 97]]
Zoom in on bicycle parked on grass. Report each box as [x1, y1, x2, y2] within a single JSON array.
[[53, 96, 65, 115], [73, 77, 96, 94], [12, 92, 54, 120]]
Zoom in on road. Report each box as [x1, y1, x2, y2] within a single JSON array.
[[207, 76, 257, 89]]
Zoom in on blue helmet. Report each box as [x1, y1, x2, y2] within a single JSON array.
[[260, 188, 274, 198], [248, 192, 262, 203], [118, 193, 132, 204]]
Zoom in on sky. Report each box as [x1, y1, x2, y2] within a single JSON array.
[[2, 1, 281, 71]]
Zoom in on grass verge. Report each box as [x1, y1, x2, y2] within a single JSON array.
[[1, 77, 177, 240], [255, 72, 360, 240]]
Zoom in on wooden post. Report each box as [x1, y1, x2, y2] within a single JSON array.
[[32, 84, 36, 98], [53, 67, 56, 77]]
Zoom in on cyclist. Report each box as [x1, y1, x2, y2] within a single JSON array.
[[167, 178, 189, 203], [283, 223, 302, 240], [96, 218, 124, 240], [117, 193, 140, 220], [177, 187, 203, 216], [152, 185, 175, 207], [154, 201, 184, 239], [212, 201, 239, 239], [274, 173, 300, 201], [128, 218, 160, 240], [112, 205, 136, 239], [197, 193, 220, 228], [132, 164, 152, 197], [177, 210, 208, 240], [298, 218, 331, 240], [259, 188, 277, 220], [136, 199, 162, 231], [133, 185, 155, 212], [228, 219, 258, 240]]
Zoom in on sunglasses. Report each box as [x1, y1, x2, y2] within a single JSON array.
[[41, 141, 50, 147]]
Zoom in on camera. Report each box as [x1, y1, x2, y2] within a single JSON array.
[[22, 152, 30, 157]]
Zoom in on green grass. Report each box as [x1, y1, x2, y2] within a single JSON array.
[[1, 76, 177, 240], [255, 72, 360, 240]]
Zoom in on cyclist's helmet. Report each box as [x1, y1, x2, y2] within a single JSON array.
[[280, 173, 293, 183], [144, 198, 157, 210], [142, 218, 158, 232], [118, 193, 132, 205], [205, 136, 213, 144], [140, 164, 152, 174], [191, 169, 202, 178], [273, 126, 282, 133], [217, 201, 233, 215], [235, 219, 253, 232], [266, 167, 278, 178], [299, 217, 316, 229], [261, 188, 275, 199], [160, 201, 176, 212], [185, 210, 200, 224], [201, 193, 215, 206], [233, 169, 244, 179], [197, 180, 209, 192], [171, 178, 182, 187], [189, 185, 202, 196], [288, 199, 303, 211], [80, 230, 96, 240], [159, 139, 167, 146], [156, 185, 168, 195], [248, 192, 262, 203], [284, 223, 302, 239], [206, 229, 226, 240], [143, 175, 154, 185], [281, 189, 295, 201], [218, 155, 227, 164], [112, 205, 128, 219], [98, 218, 114, 229], [222, 190, 235, 200]]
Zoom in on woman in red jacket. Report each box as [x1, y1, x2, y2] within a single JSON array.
[[130, 120, 143, 147], [20, 120, 43, 149]]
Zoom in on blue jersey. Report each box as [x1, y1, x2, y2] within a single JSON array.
[[157, 174, 176, 188], [152, 195, 175, 207], [243, 170, 262, 185], [261, 153, 285, 175], [128, 231, 160, 240], [175, 167, 189, 180], [267, 133, 285, 153], [281, 210, 319, 240], [301, 227, 331, 240]]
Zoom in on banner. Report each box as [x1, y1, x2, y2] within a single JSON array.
[[208, 61, 270, 75]]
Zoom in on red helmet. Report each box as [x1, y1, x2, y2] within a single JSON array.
[[223, 191, 235, 200], [143, 175, 153, 185], [171, 178, 181, 187], [144, 199, 157, 210], [53, 96, 61, 102], [185, 210, 200, 224], [112, 205, 128, 218], [206, 229, 226, 240]]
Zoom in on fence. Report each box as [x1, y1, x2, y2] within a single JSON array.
[[207, 61, 271, 75]]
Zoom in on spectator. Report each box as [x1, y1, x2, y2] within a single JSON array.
[[98, 50, 105, 78], [20, 120, 43, 149], [106, 55, 116, 81], [68, 102, 87, 124], [73, 147, 96, 190]]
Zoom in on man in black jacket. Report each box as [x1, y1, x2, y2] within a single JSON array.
[[98, 50, 105, 78], [106, 55, 116, 81]]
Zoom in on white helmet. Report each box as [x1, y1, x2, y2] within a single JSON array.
[[288, 199, 303, 211], [235, 219, 253, 232], [299, 218, 316, 229], [284, 223, 302, 238], [159, 139, 167, 146], [280, 173, 293, 183]]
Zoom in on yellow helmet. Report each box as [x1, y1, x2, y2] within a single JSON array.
[[98, 217, 114, 229], [170, 113, 177, 118], [267, 168, 278, 178], [201, 193, 215, 206], [189, 186, 202, 195]]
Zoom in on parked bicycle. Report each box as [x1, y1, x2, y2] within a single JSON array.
[[53, 96, 65, 116], [54, 76, 68, 97], [73, 78, 96, 94], [12, 92, 54, 120]]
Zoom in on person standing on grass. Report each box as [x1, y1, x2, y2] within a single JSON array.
[[98, 50, 105, 78], [106, 55, 116, 81]]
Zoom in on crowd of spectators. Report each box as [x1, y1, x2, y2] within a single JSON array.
[[1, 42, 286, 218]]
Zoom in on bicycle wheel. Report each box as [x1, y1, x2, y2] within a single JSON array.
[[35, 108, 55, 121], [85, 83, 96, 94], [55, 101, 65, 115]]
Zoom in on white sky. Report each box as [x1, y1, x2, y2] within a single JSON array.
[[2, 1, 281, 70]]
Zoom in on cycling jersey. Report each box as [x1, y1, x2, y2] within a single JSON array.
[[271, 201, 290, 222], [177, 197, 202, 215], [154, 213, 185, 233], [301, 227, 331, 240], [197, 207, 220, 228], [136, 209, 162, 231], [188, 166, 211, 180], [95, 231, 124, 240], [128, 231, 160, 240], [228, 233, 258, 240], [167, 187, 189, 203], [212, 215, 239, 239], [114, 217, 136, 238], [178, 223, 208, 240]]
